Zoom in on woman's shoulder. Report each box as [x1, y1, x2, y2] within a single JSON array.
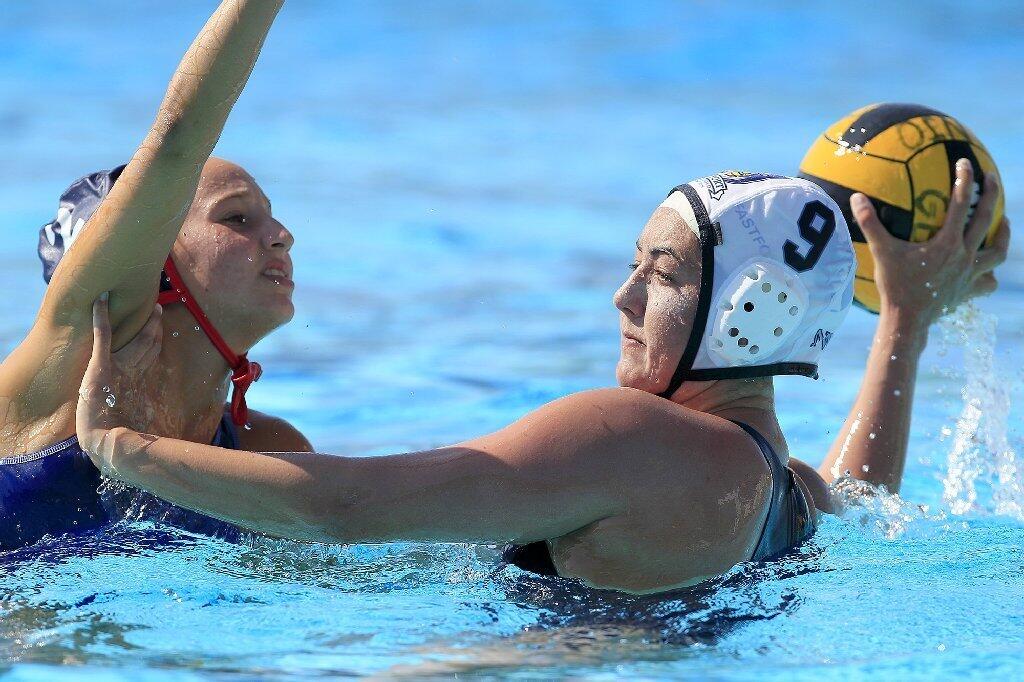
[[235, 408, 313, 453], [551, 387, 754, 437], [536, 388, 768, 475]]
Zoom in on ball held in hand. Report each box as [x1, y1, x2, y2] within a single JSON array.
[[799, 103, 1004, 313]]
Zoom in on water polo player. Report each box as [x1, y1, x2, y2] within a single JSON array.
[[0, 0, 309, 549], [77, 172, 864, 593]]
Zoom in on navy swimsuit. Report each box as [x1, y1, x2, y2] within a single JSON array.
[[503, 421, 816, 576], [0, 415, 242, 550]]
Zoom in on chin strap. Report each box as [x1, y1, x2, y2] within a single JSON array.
[[157, 257, 261, 427], [658, 183, 717, 400]]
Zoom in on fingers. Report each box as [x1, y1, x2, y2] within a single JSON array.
[[964, 172, 1000, 251], [938, 159, 974, 245], [850, 194, 892, 246], [972, 217, 1010, 274]]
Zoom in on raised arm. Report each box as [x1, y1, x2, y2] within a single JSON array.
[[0, 1, 283, 448], [44, 0, 283, 341], [819, 160, 1008, 492]]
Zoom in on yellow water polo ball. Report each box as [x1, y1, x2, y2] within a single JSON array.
[[799, 103, 1004, 313]]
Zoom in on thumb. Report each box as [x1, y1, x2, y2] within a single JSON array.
[[849, 193, 892, 247], [83, 293, 114, 397], [91, 292, 113, 360]]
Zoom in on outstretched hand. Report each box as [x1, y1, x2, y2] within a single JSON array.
[[850, 158, 1009, 332]]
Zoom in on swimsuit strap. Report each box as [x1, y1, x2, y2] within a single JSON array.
[[212, 412, 241, 450], [729, 420, 789, 561]]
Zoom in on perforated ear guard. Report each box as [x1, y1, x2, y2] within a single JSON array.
[[707, 258, 809, 367]]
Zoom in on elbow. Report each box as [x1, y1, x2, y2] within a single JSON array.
[[141, 113, 217, 166]]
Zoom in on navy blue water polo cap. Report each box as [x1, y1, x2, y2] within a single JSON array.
[[35, 165, 262, 426], [38, 164, 127, 283]]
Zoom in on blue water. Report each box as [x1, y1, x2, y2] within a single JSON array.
[[1, 0, 1023, 678]]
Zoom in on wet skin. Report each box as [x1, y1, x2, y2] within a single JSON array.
[[0, 0, 311, 461], [78, 200, 797, 594]]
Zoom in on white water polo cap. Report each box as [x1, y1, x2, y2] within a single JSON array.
[[657, 172, 856, 398]]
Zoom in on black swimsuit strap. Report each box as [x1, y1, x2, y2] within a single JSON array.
[[213, 412, 240, 449], [729, 420, 790, 561]]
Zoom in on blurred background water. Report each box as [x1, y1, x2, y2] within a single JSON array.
[[0, 0, 1022, 678]]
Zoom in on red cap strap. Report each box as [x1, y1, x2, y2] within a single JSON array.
[[157, 257, 260, 426]]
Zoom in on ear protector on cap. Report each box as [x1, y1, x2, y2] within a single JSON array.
[[656, 172, 856, 399], [707, 258, 809, 366]]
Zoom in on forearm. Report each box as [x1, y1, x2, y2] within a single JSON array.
[[47, 0, 284, 321], [96, 429, 545, 546], [146, 0, 283, 159], [819, 310, 926, 492], [96, 427, 582, 546], [102, 426, 344, 543]]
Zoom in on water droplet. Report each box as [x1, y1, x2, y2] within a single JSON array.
[[244, 423, 253, 431], [171, 331, 179, 338], [868, 432, 876, 440], [861, 464, 870, 472], [101, 386, 110, 393], [194, 326, 200, 331], [893, 389, 902, 396], [105, 393, 116, 408], [890, 355, 898, 361]]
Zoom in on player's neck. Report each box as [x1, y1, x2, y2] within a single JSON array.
[[142, 307, 232, 443]]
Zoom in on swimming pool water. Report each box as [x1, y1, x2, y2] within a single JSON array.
[[1, 1, 1022, 678]]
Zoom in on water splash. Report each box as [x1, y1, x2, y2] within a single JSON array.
[[934, 304, 1022, 519], [830, 475, 939, 541]]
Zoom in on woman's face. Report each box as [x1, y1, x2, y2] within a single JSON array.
[[613, 206, 702, 394], [172, 158, 295, 349]]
